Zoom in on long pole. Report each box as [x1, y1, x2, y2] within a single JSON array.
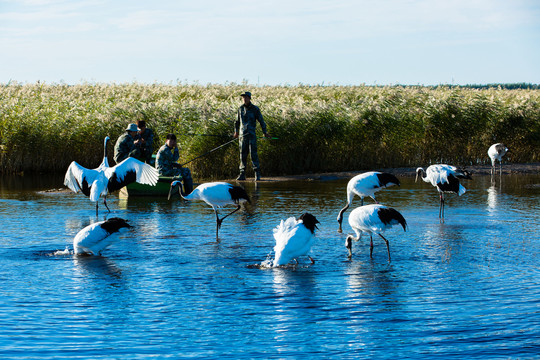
[[179, 137, 238, 167], [178, 135, 278, 167]]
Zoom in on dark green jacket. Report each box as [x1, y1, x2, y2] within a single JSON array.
[[114, 133, 140, 164], [235, 103, 267, 137], [155, 144, 180, 176], [137, 128, 154, 154]]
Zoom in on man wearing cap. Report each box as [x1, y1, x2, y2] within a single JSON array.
[[233, 91, 270, 181], [136, 120, 154, 164], [113, 123, 142, 164], [156, 133, 193, 194]]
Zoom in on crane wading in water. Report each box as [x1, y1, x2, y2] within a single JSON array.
[[168, 181, 250, 240], [337, 172, 400, 232], [345, 204, 407, 261], [272, 213, 320, 267], [415, 164, 472, 219], [488, 143, 509, 175]]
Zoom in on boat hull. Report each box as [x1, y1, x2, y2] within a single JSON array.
[[120, 176, 176, 197]]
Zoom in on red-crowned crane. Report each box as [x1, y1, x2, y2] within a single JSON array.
[[64, 137, 159, 215], [73, 217, 132, 256], [345, 204, 407, 261], [337, 171, 400, 232], [168, 181, 250, 240], [415, 164, 472, 219], [272, 213, 320, 267], [488, 143, 509, 175]]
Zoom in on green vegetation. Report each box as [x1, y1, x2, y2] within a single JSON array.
[[1, 83, 539, 178]]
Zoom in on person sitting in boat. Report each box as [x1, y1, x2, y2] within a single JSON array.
[[156, 133, 193, 194], [136, 120, 154, 164], [114, 123, 143, 164]]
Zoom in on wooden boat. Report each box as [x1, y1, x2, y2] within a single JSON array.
[[119, 176, 177, 197]]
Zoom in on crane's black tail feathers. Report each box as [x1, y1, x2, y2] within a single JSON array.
[[229, 185, 251, 204], [377, 207, 407, 231]]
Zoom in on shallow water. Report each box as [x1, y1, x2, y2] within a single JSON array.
[[0, 173, 539, 359]]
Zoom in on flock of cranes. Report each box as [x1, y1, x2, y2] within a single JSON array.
[[64, 138, 509, 265]]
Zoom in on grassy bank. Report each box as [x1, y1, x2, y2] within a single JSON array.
[[1, 83, 539, 178]]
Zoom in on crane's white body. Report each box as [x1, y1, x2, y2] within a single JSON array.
[[488, 143, 508, 174], [418, 164, 466, 196], [345, 171, 399, 204], [273, 217, 316, 267], [73, 221, 129, 255], [416, 164, 471, 219], [183, 182, 248, 208], [337, 171, 400, 232], [64, 137, 158, 214], [65, 157, 159, 201], [346, 204, 407, 260], [170, 181, 250, 240], [348, 204, 402, 237]]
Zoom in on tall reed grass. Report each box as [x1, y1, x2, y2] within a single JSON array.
[[1, 83, 538, 178]]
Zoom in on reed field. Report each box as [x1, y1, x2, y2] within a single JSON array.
[[0, 83, 538, 178]]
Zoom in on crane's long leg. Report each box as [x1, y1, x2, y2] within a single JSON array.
[[370, 235, 374, 258], [220, 205, 241, 224], [213, 207, 221, 240], [337, 203, 350, 233], [441, 194, 445, 219], [378, 233, 391, 261], [214, 205, 241, 240], [439, 193, 444, 219], [95, 202, 99, 216], [346, 237, 353, 257], [104, 196, 111, 213]]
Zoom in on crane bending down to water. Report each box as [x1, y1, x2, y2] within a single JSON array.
[[337, 171, 400, 232], [73, 217, 132, 256], [488, 143, 509, 175], [168, 181, 250, 240], [415, 164, 472, 219], [345, 204, 407, 261], [64, 136, 159, 215], [272, 213, 320, 267]]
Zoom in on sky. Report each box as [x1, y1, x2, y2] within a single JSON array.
[[1, 0, 539, 86]]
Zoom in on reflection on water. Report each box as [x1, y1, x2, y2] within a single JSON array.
[[0, 173, 539, 359], [487, 184, 498, 210]]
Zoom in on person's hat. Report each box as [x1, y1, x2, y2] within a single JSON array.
[[240, 91, 252, 98], [126, 123, 139, 132]]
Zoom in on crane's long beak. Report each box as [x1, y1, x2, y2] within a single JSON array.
[[167, 183, 180, 200]]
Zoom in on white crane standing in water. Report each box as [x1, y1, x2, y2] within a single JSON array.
[[415, 164, 472, 219], [337, 171, 400, 232], [272, 213, 320, 267], [345, 204, 407, 261], [168, 181, 250, 240], [488, 143, 509, 175], [64, 136, 159, 215]]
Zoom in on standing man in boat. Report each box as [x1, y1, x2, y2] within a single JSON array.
[[136, 120, 154, 164], [155, 133, 193, 194], [114, 123, 142, 164], [234, 91, 270, 181]]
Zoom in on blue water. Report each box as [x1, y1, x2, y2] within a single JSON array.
[[0, 174, 539, 359]]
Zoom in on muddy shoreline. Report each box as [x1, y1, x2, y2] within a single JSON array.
[[234, 162, 540, 182]]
